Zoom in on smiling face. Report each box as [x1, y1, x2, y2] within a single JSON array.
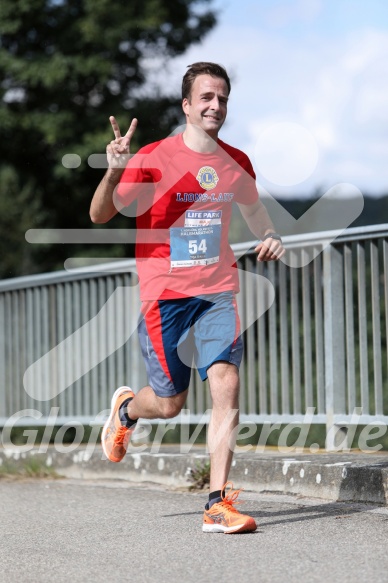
[[182, 74, 229, 139]]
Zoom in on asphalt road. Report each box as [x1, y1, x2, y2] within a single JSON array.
[[1, 478, 388, 583]]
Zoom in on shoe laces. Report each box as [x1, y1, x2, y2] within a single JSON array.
[[114, 425, 129, 445], [219, 481, 244, 514]]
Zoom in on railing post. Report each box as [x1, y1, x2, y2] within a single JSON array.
[[323, 244, 347, 450]]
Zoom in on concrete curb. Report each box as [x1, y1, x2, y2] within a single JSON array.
[[1, 445, 388, 505]]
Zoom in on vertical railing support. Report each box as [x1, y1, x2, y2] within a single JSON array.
[[323, 244, 347, 450]]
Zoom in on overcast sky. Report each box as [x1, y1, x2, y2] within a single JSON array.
[[154, 0, 388, 197]]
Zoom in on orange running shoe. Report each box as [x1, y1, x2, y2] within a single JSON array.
[[101, 386, 136, 463], [202, 481, 257, 534]]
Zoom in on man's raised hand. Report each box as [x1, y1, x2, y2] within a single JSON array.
[[106, 116, 138, 169]]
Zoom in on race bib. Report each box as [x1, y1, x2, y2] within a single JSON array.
[[170, 211, 222, 268]]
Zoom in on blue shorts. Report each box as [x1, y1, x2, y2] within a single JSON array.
[[138, 292, 243, 397]]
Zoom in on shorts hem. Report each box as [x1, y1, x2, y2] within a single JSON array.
[[149, 382, 189, 399], [198, 357, 241, 382]]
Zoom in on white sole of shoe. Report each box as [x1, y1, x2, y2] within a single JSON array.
[[202, 523, 245, 534]]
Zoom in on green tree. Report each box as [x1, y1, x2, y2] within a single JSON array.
[[0, 0, 217, 278]]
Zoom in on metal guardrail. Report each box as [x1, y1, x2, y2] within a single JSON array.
[[0, 224, 387, 447]]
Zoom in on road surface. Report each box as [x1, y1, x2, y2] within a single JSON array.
[[1, 478, 387, 583]]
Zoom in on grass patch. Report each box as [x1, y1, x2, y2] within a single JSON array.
[[2, 425, 100, 446], [3, 421, 388, 452], [0, 457, 62, 480], [188, 459, 210, 490]]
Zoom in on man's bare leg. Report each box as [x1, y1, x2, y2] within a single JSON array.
[[126, 386, 188, 420], [207, 362, 240, 492], [202, 362, 257, 533]]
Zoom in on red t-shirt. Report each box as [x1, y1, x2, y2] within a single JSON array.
[[116, 133, 258, 300]]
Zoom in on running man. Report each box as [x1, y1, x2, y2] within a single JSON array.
[[90, 62, 285, 534]]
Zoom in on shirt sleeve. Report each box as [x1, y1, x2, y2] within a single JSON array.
[[115, 146, 162, 207], [234, 151, 259, 205], [219, 141, 259, 206]]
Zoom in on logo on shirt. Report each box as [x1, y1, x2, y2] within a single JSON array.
[[196, 166, 219, 191]]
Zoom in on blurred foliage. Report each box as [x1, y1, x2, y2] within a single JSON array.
[[229, 192, 388, 247], [0, 0, 217, 278]]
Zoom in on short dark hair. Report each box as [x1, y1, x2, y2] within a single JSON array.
[[182, 62, 231, 101]]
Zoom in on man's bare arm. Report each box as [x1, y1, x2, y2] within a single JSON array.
[[238, 199, 285, 262], [90, 116, 137, 224]]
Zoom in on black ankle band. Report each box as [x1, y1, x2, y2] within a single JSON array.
[[119, 398, 137, 428], [209, 490, 222, 502]]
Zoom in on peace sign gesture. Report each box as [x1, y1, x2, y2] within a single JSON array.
[[106, 116, 138, 169]]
